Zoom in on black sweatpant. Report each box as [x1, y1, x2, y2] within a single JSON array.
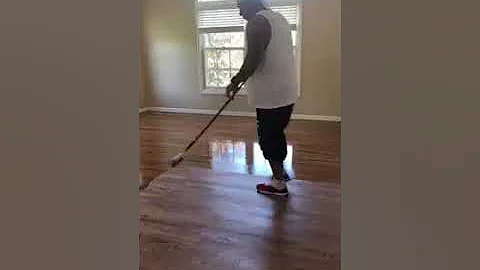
[[256, 103, 294, 163]]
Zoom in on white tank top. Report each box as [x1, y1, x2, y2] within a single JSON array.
[[245, 9, 298, 109]]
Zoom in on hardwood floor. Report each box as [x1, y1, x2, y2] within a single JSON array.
[[140, 167, 340, 270], [140, 112, 340, 187]]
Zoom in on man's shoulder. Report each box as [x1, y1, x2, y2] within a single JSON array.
[[246, 13, 271, 31]]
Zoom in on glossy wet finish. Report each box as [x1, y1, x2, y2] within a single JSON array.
[[140, 112, 340, 187], [140, 166, 340, 270]]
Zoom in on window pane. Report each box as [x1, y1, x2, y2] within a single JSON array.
[[206, 69, 230, 87], [202, 32, 245, 48], [206, 69, 218, 87], [217, 70, 230, 87], [230, 50, 244, 69], [204, 49, 229, 69]]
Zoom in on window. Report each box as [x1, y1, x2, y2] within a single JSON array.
[[196, 0, 302, 93]]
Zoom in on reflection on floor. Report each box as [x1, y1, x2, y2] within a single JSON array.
[[140, 112, 340, 185], [210, 140, 295, 178]]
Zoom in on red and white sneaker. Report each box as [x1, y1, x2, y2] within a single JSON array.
[[256, 178, 289, 197]]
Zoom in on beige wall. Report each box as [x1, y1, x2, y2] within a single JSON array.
[[140, 6, 147, 109], [142, 0, 340, 117], [140, 46, 146, 108]]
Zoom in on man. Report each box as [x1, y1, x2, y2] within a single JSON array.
[[226, 0, 298, 196]]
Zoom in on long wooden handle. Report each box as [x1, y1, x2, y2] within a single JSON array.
[[183, 82, 244, 152]]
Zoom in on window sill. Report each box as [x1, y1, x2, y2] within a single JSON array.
[[201, 88, 248, 96]]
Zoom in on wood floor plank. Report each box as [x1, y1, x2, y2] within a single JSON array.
[[140, 166, 340, 270]]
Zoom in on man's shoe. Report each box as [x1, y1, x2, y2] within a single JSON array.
[[256, 182, 289, 197]]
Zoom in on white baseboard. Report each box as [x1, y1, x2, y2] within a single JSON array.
[[291, 114, 341, 122], [141, 107, 340, 122], [139, 107, 149, 114]]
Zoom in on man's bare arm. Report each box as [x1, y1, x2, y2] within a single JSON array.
[[231, 15, 271, 86]]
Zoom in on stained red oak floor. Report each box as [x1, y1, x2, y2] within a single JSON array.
[[140, 166, 341, 270], [140, 112, 340, 188]]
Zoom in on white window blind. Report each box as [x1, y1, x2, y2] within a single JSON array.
[[198, 9, 246, 31], [197, 0, 299, 31]]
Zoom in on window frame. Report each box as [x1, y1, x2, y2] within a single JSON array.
[[194, 0, 303, 96]]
